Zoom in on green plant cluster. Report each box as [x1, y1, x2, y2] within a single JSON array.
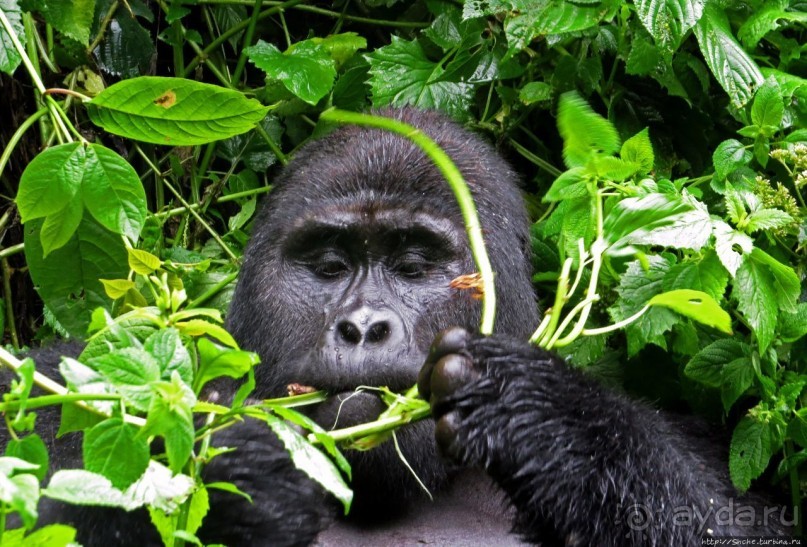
[[0, 0, 805, 544]]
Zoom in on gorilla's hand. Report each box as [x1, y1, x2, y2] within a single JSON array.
[[199, 418, 333, 547], [417, 327, 559, 470]]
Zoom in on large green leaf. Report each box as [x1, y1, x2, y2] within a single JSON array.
[[685, 338, 751, 388], [0, 0, 24, 75], [86, 77, 270, 146], [246, 39, 336, 105], [83, 418, 149, 489], [729, 415, 773, 492], [23, 0, 94, 44], [24, 216, 128, 338], [557, 91, 620, 168], [694, 4, 764, 107], [737, 0, 807, 48], [647, 289, 732, 334], [634, 0, 705, 51], [733, 253, 778, 352], [17, 142, 146, 252], [366, 36, 474, 121]]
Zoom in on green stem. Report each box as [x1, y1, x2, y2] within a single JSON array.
[[262, 390, 328, 408], [0, 393, 123, 413], [531, 257, 571, 346], [0, 107, 48, 179], [154, 185, 273, 218], [187, 270, 238, 308], [320, 109, 497, 335], [309, 404, 431, 445], [231, 0, 263, 84], [508, 137, 563, 178], [256, 123, 287, 165], [87, 1, 119, 54]]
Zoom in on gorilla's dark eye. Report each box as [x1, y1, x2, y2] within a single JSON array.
[[309, 251, 349, 279], [393, 252, 430, 279]]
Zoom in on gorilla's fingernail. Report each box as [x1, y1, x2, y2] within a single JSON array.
[[432, 327, 470, 356], [435, 412, 462, 461], [432, 354, 478, 400]]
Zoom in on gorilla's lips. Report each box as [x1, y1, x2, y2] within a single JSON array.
[[304, 390, 387, 431]]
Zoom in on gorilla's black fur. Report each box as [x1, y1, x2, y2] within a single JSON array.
[[1, 108, 790, 546]]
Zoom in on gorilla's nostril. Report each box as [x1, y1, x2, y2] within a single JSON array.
[[337, 321, 362, 345], [366, 321, 390, 344]]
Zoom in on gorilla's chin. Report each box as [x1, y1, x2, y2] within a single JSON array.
[[344, 419, 451, 521], [302, 392, 451, 521]]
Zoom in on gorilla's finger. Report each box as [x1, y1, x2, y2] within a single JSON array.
[[430, 354, 479, 408], [435, 410, 463, 461]]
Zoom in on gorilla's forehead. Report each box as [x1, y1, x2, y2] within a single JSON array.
[[286, 204, 466, 249]]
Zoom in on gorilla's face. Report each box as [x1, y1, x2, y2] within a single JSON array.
[[227, 108, 537, 518]]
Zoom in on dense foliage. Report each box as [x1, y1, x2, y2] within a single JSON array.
[[0, 0, 805, 544]]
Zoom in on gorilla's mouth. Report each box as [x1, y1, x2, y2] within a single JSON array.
[[304, 390, 387, 431]]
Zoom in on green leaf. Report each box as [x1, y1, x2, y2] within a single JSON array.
[[88, 348, 161, 412], [366, 36, 474, 121], [519, 81, 553, 105], [128, 248, 162, 275], [83, 418, 149, 489], [647, 289, 732, 334], [620, 128, 654, 174], [312, 32, 367, 66], [257, 412, 352, 512], [712, 139, 752, 181], [780, 303, 807, 344], [17, 144, 85, 223], [195, 338, 259, 394], [729, 415, 773, 492], [24, 216, 128, 337], [721, 358, 755, 412], [685, 338, 751, 388], [788, 408, 807, 448], [139, 373, 196, 473], [87, 77, 270, 146], [634, 0, 705, 51], [737, 0, 807, 49], [176, 319, 237, 348], [5, 435, 48, 482], [609, 255, 678, 356], [747, 248, 799, 313], [0, 0, 24, 75], [26, 0, 94, 44], [144, 328, 193, 384], [712, 220, 753, 277], [733, 254, 778, 352], [542, 167, 588, 202], [662, 250, 729, 301], [246, 39, 335, 105], [100, 278, 136, 299], [44, 462, 194, 512], [0, 473, 39, 528], [743, 208, 793, 233], [604, 193, 694, 249], [0, 524, 77, 547], [751, 77, 784, 130], [694, 4, 764, 107], [557, 91, 619, 168]]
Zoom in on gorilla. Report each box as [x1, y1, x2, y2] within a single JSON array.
[[2, 108, 790, 546]]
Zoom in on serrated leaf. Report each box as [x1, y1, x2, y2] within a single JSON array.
[[83, 418, 149, 489], [648, 289, 732, 333], [44, 461, 194, 512], [620, 128, 654, 174], [88, 348, 160, 412], [139, 373, 196, 473], [366, 36, 474, 120], [733, 255, 777, 352], [257, 412, 352, 512], [0, 524, 77, 547], [557, 91, 619, 168], [5, 435, 48, 482], [543, 167, 587, 202], [685, 338, 751, 388], [87, 77, 270, 146], [712, 220, 754, 277], [128, 248, 161, 275], [246, 39, 336, 105], [751, 77, 783, 129], [748, 248, 799, 313], [712, 139, 752, 181], [0, 0, 24, 75], [634, 0, 705, 51], [721, 358, 754, 412], [780, 303, 807, 343], [144, 328, 192, 384], [743, 208, 793, 233], [729, 415, 772, 492], [30, 0, 94, 44], [737, 0, 807, 49], [24, 216, 128, 337], [312, 32, 367, 66], [195, 338, 258, 393], [694, 4, 764, 107], [662, 251, 729, 301]]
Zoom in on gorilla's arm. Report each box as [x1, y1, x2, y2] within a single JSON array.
[[418, 328, 787, 546]]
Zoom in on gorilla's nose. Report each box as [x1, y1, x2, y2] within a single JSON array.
[[334, 306, 404, 347]]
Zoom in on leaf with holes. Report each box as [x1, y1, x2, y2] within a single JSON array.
[[647, 289, 732, 334], [87, 77, 270, 146]]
